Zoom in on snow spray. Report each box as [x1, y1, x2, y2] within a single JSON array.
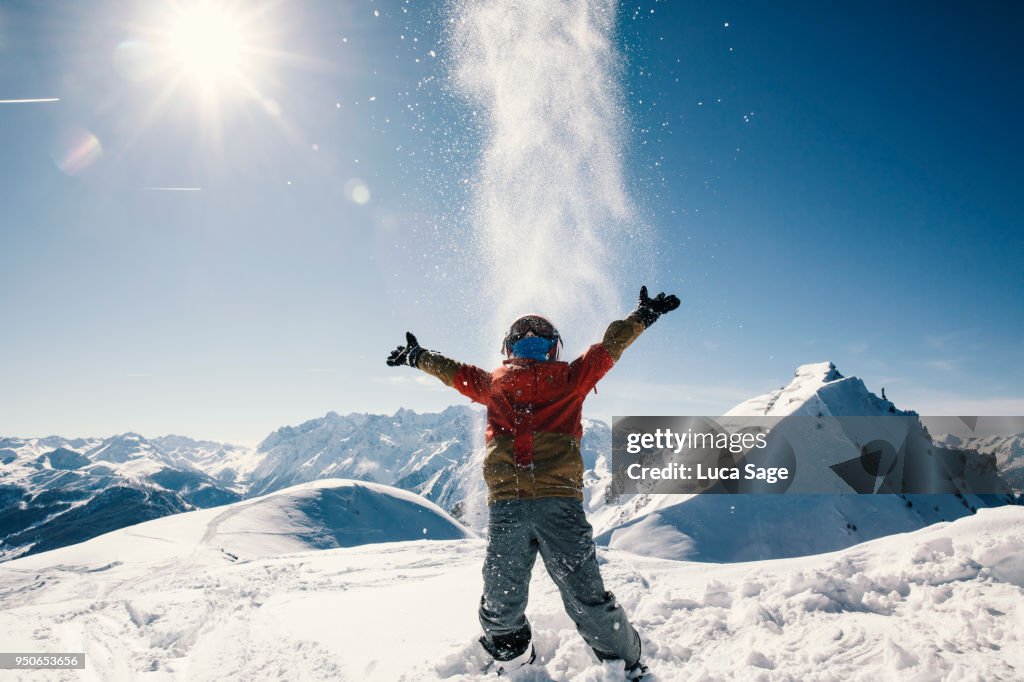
[[450, 0, 635, 357]]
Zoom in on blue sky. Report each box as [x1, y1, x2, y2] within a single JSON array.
[[1, 0, 1021, 444]]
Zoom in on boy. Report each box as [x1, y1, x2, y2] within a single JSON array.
[[386, 286, 679, 679]]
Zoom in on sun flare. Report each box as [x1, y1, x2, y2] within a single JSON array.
[[117, 1, 286, 146], [153, 1, 262, 95], [165, 5, 246, 87]]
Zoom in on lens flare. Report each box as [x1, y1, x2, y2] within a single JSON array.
[[113, 40, 159, 82], [345, 179, 371, 205], [52, 128, 103, 176]]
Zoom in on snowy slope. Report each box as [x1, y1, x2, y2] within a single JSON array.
[[0, 500, 1020, 680], [596, 362, 1018, 561], [3, 479, 472, 570]]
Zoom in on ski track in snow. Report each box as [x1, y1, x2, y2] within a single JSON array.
[[1, 508, 1022, 681]]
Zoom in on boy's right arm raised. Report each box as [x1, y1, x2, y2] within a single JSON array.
[[386, 332, 492, 404]]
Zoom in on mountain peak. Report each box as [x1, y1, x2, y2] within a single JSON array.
[[794, 361, 844, 383], [726, 361, 904, 418]]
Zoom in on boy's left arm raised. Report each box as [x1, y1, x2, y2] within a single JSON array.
[[569, 285, 681, 394]]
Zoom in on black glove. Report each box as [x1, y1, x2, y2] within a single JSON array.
[[633, 285, 680, 328], [386, 332, 424, 368]]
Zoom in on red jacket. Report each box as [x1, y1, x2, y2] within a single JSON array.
[[418, 316, 645, 502]]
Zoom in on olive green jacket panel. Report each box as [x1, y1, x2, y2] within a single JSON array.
[[484, 432, 584, 502], [602, 314, 645, 362]]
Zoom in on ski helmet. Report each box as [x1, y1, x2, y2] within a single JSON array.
[[503, 314, 563, 360]]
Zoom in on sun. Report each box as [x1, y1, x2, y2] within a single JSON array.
[[154, 2, 262, 95], [165, 5, 246, 88], [116, 0, 292, 153], [114, 0, 291, 162]]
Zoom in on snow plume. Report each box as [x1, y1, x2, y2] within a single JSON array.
[[451, 0, 634, 355]]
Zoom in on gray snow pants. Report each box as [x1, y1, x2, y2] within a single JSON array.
[[478, 497, 641, 665]]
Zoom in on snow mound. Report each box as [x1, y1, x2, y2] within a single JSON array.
[[4, 479, 473, 570], [208, 479, 476, 558], [0, 504, 1020, 680]]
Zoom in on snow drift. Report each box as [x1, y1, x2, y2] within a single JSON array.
[[1, 498, 1021, 680]]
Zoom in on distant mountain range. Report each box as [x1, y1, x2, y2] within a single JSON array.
[[2, 361, 1019, 562], [0, 433, 251, 561]]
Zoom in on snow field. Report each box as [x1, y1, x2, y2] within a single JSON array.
[[1, 506, 1021, 681]]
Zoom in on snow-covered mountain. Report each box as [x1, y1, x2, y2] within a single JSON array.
[[150, 434, 262, 485], [0, 433, 251, 494], [0, 433, 244, 561], [246, 406, 481, 496], [935, 431, 1024, 493], [595, 362, 1018, 561], [725, 361, 896, 417], [1, 485, 1020, 681]]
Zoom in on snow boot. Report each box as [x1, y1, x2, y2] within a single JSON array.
[[480, 643, 536, 676], [625, 660, 649, 680], [479, 628, 536, 676]]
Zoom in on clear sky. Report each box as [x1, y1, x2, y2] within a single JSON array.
[[1, 0, 1021, 445]]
